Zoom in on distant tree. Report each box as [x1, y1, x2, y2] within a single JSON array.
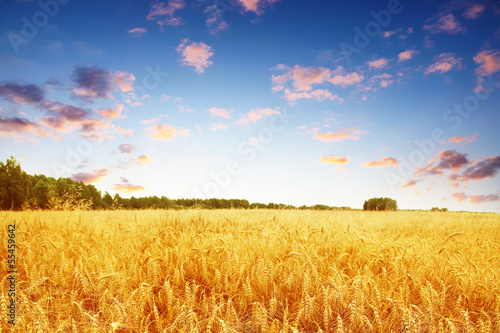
[[431, 207, 448, 212], [0, 157, 31, 210], [363, 197, 397, 211]]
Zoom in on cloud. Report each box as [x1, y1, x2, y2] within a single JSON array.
[[112, 71, 135, 92], [425, 53, 463, 75], [97, 104, 124, 120], [136, 155, 154, 166], [79, 119, 115, 141], [463, 4, 485, 19], [451, 192, 468, 202], [141, 118, 160, 125], [314, 128, 368, 142], [177, 105, 194, 113], [284, 89, 340, 103], [424, 35, 434, 49], [469, 194, 500, 204], [452, 156, 500, 182], [328, 66, 364, 87], [73, 41, 104, 57], [211, 123, 229, 131], [0, 115, 52, 139], [0, 82, 45, 104], [398, 50, 418, 62], [335, 167, 347, 173], [416, 150, 469, 177], [367, 58, 389, 69], [115, 126, 135, 136], [38, 100, 95, 134], [128, 27, 148, 37], [113, 183, 145, 193], [474, 49, 500, 76], [176, 39, 214, 73], [423, 13, 465, 35], [147, 0, 185, 27], [72, 66, 135, 101], [239, 0, 281, 14], [234, 107, 280, 126], [401, 179, 421, 188], [145, 124, 190, 140], [443, 133, 478, 145], [119, 144, 135, 154], [207, 107, 233, 119], [204, 4, 230, 35], [71, 169, 110, 184], [362, 157, 398, 168], [381, 30, 398, 38], [320, 155, 350, 165]]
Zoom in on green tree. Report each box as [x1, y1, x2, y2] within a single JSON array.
[[0, 157, 31, 210], [363, 197, 397, 211]]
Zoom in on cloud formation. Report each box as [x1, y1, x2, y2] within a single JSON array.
[[119, 144, 135, 154], [97, 104, 124, 120], [314, 128, 368, 143], [452, 192, 500, 204], [423, 13, 465, 35], [176, 39, 214, 73], [367, 58, 389, 69], [207, 107, 233, 119], [113, 183, 146, 193], [72, 66, 135, 101], [443, 133, 478, 145], [145, 124, 190, 140], [0, 115, 51, 139], [451, 156, 500, 182], [128, 27, 148, 37], [136, 155, 154, 166], [463, 4, 485, 19], [362, 157, 398, 168], [398, 50, 418, 62], [0, 82, 45, 104], [416, 150, 469, 177], [320, 155, 350, 164], [71, 169, 110, 184], [234, 107, 280, 126], [147, 0, 185, 27], [425, 53, 463, 75]]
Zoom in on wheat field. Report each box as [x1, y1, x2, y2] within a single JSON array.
[[1, 210, 499, 332]]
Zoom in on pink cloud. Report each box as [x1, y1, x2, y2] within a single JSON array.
[[113, 183, 145, 193], [136, 155, 154, 166], [425, 53, 463, 75], [98, 104, 124, 120], [320, 155, 350, 165], [239, 0, 281, 15], [207, 107, 233, 119], [234, 107, 280, 126], [147, 0, 185, 27], [442, 133, 478, 145], [398, 50, 418, 62], [211, 123, 229, 131], [71, 169, 110, 184], [127, 27, 148, 37], [367, 58, 389, 69], [314, 128, 368, 143], [451, 192, 468, 202], [119, 144, 135, 154], [400, 179, 421, 188], [474, 49, 500, 76], [284, 89, 339, 103], [362, 157, 398, 168], [176, 39, 214, 73], [423, 13, 466, 35], [0, 115, 52, 139], [112, 71, 135, 93], [463, 4, 485, 19]]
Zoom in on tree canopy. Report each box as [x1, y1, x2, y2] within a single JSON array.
[[363, 197, 398, 211]]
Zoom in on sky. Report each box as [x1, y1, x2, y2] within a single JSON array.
[[1, 0, 500, 212]]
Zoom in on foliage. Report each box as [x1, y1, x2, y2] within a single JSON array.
[[363, 197, 398, 211], [431, 207, 448, 212]]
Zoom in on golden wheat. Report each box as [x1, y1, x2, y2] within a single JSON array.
[[0, 209, 499, 332]]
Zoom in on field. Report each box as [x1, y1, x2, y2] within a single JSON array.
[[1, 210, 500, 332]]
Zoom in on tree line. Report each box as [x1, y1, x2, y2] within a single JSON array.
[[0, 157, 354, 211]]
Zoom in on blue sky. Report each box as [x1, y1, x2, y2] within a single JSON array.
[[1, 0, 500, 211]]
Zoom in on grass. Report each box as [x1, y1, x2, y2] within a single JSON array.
[[1, 209, 499, 332]]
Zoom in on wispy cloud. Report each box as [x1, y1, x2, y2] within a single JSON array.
[[423, 13, 465, 35], [0, 115, 51, 140], [145, 124, 190, 141], [425, 53, 463, 75], [398, 50, 418, 62], [234, 107, 280, 126], [97, 104, 124, 120], [119, 144, 135, 154], [362, 157, 398, 168], [320, 155, 350, 164], [314, 128, 368, 143], [0, 82, 45, 104], [367, 58, 389, 69], [71, 169, 110, 184], [463, 4, 485, 19], [211, 123, 229, 131], [147, 0, 186, 27], [207, 107, 233, 119], [442, 133, 478, 145], [113, 183, 145, 193], [136, 155, 154, 166], [127, 27, 148, 37]]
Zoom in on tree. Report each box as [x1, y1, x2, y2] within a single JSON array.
[[363, 197, 397, 211], [0, 157, 31, 210]]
